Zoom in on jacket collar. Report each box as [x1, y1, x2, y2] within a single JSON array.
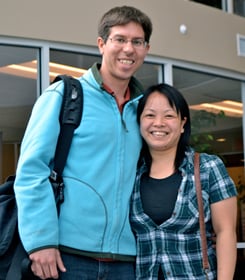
[[91, 63, 144, 100]]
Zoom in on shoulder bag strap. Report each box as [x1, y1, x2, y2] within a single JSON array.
[[194, 152, 210, 277]]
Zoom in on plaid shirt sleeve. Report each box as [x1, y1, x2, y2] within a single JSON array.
[[200, 153, 237, 203]]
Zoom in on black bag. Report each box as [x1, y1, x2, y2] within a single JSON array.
[[0, 75, 83, 280]]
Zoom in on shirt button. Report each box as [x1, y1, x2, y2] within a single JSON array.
[[172, 212, 176, 216]]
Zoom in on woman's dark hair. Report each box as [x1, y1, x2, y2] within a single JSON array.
[[137, 83, 191, 170]]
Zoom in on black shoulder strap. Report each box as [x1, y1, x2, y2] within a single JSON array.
[[51, 75, 83, 179]]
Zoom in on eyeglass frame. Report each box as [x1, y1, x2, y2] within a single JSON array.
[[107, 36, 148, 49]]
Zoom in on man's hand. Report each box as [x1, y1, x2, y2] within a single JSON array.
[[29, 248, 66, 279]]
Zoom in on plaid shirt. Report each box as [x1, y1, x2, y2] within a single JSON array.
[[130, 150, 237, 280]]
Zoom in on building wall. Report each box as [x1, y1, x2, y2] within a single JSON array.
[[1, 0, 245, 74]]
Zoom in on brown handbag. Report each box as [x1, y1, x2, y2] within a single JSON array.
[[194, 152, 210, 279]]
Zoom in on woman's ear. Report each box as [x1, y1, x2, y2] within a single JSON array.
[[181, 117, 187, 133]]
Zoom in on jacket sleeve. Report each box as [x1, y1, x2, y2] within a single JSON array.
[[14, 82, 64, 253]]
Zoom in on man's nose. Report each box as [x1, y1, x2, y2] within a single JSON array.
[[123, 41, 135, 51]]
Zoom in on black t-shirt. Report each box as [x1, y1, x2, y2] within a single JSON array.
[[140, 171, 182, 225]]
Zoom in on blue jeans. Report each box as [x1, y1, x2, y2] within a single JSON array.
[[59, 252, 135, 280]]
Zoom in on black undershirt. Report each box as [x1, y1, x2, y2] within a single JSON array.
[[140, 171, 182, 225]]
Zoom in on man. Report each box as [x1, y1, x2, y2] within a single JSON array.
[[14, 5, 152, 279]]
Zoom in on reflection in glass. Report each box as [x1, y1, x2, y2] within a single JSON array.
[[190, 0, 222, 9], [0, 45, 39, 182], [173, 66, 244, 244], [50, 49, 162, 90], [234, 0, 245, 17]]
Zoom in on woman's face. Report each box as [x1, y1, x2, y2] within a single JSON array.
[[140, 91, 187, 154]]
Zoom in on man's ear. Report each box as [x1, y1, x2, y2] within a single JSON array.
[[97, 37, 105, 55]]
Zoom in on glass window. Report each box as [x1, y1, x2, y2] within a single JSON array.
[[190, 0, 245, 17], [173, 66, 245, 273], [134, 63, 163, 89], [50, 49, 162, 89], [0, 45, 39, 182], [173, 67, 243, 158], [190, 0, 222, 9], [234, 0, 245, 17], [173, 66, 244, 233], [49, 49, 100, 82]]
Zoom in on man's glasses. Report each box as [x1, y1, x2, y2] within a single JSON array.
[[108, 37, 148, 49]]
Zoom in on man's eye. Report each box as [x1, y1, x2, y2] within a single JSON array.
[[132, 40, 143, 46], [116, 38, 125, 43]]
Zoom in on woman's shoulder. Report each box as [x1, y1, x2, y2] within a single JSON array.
[[184, 149, 226, 173], [199, 152, 224, 167]]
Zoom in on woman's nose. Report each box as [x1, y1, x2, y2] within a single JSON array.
[[153, 116, 165, 126]]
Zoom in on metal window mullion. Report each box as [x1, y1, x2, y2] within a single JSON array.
[[164, 63, 173, 85], [226, 0, 234, 13], [40, 44, 50, 95]]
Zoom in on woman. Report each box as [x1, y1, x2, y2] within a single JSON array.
[[130, 83, 237, 280]]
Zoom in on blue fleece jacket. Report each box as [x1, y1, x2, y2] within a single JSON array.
[[14, 63, 143, 258]]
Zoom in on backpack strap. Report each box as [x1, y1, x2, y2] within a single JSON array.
[[49, 75, 83, 213], [52, 75, 83, 176]]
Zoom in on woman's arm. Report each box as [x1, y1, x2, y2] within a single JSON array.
[[211, 196, 237, 280]]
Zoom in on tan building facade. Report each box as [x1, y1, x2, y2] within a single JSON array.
[[0, 0, 245, 278], [1, 0, 245, 72]]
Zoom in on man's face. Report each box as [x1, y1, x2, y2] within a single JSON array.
[[98, 22, 150, 83]]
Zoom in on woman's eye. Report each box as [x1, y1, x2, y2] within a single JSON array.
[[165, 114, 176, 119]]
